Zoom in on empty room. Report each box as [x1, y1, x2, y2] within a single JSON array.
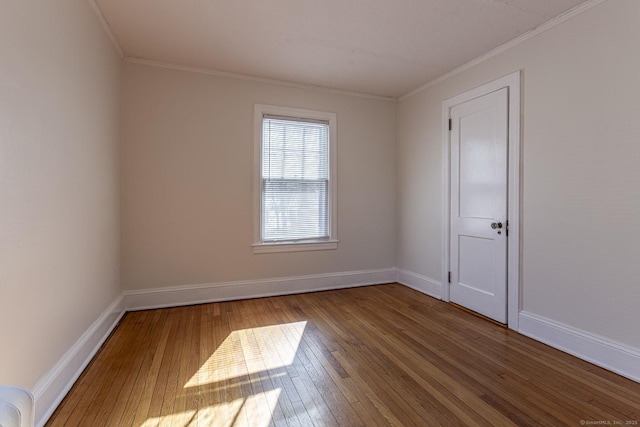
[[1, 0, 639, 426]]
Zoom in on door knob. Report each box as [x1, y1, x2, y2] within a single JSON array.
[[491, 222, 503, 229]]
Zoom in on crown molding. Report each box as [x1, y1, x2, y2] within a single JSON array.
[[399, 0, 608, 101], [123, 57, 397, 102], [88, 0, 124, 59]]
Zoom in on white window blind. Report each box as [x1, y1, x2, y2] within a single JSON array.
[[261, 115, 330, 242]]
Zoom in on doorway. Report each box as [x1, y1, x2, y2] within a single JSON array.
[[442, 71, 521, 329]]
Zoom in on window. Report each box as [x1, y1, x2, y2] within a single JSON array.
[[254, 104, 337, 253]]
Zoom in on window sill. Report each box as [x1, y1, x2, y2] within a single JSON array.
[[253, 240, 339, 254]]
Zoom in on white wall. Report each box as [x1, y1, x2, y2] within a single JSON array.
[[122, 63, 397, 290], [0, 0, 122, 389], [398, 0, 640, 350]]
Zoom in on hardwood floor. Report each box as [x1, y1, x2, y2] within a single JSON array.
[[47, 284, 640, 426]]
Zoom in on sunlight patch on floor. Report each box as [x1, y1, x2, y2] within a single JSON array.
[[138, 321, 308, 426], [233, 388, 282, 427], [189, 397, 244, 427], [139, 409, 196, 427], [184, 321, 307, 388]]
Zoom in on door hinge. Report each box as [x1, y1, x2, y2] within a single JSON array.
[[448, 118, 452, 131], [448, 271, 452, 283], [506, 220, 509, 237]]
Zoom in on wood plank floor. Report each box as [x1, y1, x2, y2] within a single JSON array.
[[47, 283, 640, 426]]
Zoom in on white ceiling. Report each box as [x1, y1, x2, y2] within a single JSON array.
[[96, 0, 588, 98]]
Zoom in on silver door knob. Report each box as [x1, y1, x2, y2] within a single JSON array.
[[491, 222, 503, 229]]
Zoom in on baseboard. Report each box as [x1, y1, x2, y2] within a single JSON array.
[[518, 311, 640, 383], [33, 295, 126, 427], [123, 268, 399, 311], [397, 269, 442, 299]]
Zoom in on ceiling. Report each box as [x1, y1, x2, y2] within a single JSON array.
[[96, 0, 588, 98]]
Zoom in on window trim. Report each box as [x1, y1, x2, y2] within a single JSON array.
[[253, 104, 338, 254]]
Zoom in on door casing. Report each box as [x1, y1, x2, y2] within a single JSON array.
[[442, 71, 521, 330]]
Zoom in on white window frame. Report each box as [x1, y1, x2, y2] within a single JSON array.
[[253, 104, 338, 254]]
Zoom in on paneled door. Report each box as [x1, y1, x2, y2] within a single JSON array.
[[449, 87, 508, 323]]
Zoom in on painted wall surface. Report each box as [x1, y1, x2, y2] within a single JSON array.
[[0, 0, 122, 387], [122, 63, 397, 290], [397, 0, 640, 349]]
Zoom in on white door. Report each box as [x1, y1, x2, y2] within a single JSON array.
[[449, 87, 508, 323]]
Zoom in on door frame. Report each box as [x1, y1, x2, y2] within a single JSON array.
[[441, 70, 521, 329]]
